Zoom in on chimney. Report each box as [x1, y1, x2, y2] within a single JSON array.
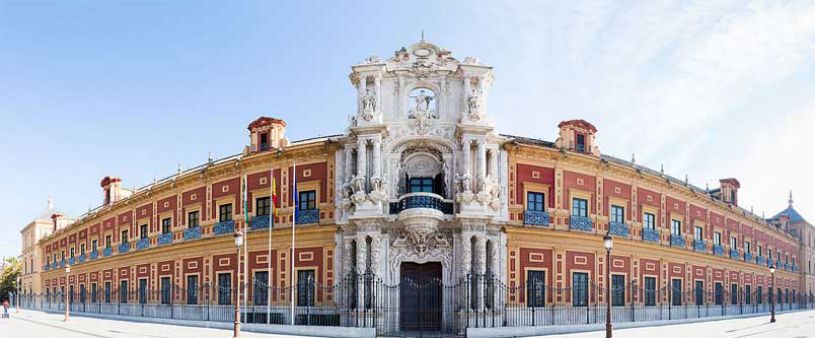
[[719, 178, 740, 206], [247, 116, 288, 153], [555, 119, 600, 155], [100, 176, 124, 205]]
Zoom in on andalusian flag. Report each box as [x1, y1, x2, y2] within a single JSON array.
[[271, 177, 278, 217]]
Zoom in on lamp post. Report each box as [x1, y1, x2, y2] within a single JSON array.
[[233, 230, 244, 338], [17, 276, 21, 313], [604, 232, 613, 338], [770, 264, 776, 323], [64, 264, 71, 322]]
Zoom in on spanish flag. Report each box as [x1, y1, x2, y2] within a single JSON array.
[[271, 176, 279, 217]]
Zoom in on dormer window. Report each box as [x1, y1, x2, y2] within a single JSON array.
[[576, 134, 586, 153], [260, 133, 269, 151]]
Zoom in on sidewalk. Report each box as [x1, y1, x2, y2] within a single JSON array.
[[1, 309, 315, 338]]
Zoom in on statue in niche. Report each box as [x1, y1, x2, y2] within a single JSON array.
[[350, 175, 365, 194], [362, 89, 376, 114], [467, 89, 481, 121], [415, 89, 433, 113], [458, 172, 472, 193]]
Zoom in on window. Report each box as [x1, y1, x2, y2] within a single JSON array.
[[80, 285, 86, 303], [105, 235, 112, 248], [119, 280, 128, 303], [714, 283, 723, 305], [730, 237, 737, 249], [256, 197, 271, 216], [218, 273, 231, 305], [714, 232, 722, 246], [297, 269, 316, 306], [260, 133, 269, 151], [758, 245, 763, 256], [140, 224, 148, 240], [644, 277, 656, 306], [91, 283, 97, 303], [672, 279, 682, 306], [138, 279, 148, 304], [298, 190, 317, 210], [526, 192, 545, 212], [121, 230, 129, 244], [188, 211, 200, 228], [254, 271, 269, 306], [745, 241, 751, 254], [527, 270, 546, 307], [219, 204, 233, 222], [757, 286, 763, 304], [572, 272, 588, 306], [104, 282, 111, 303], [576, 133, 586, 153], [571, 198, 588, 217], [643, 213, 656, 230], [80, 244, 86, 256], [186, 275, 198, 305], [69, 285, 74, 304], [161, 277, 171, 304], [694, 227, 703, 241], [612, 275, 625, 306], [745, 285, 751, 305], [695, 281, 704, 305], [610, 205, 624, 224], [92, 240, 98, 252], [408, 178, 434, 193], [70, 247, 75, 259], [671, 220, 681, 236], [769, 250, 773, 261], [731, 284, 738, 305], [161, 218, 171, 234]]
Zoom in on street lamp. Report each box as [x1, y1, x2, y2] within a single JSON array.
[[16, 276, 21, 313], [770, 264, 776, 323], [604, 232, 613, 338], [64, 264, 71, 322], [233, 230, 244, 338]]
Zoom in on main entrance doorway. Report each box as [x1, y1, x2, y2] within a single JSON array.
[[399, 262, 443, 332]]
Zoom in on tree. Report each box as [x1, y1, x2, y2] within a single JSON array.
[[0, 256, 22, 302]]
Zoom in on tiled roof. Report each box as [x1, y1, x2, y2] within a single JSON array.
[[772, 206, 807, 224]]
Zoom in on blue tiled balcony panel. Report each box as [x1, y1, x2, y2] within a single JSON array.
[[68, 257, 75, 265], [136, 238, 150, 250], [744, 253, 753, 262], [214, 220, 235, 235], [251, 215, 273, 230], [642, 228, 659, 242], [713, 245, 724, 256], [78, 254, 86, 263], [730, 249, 740, 260], [51, 262, 58, 270], [756, 256, 765, 266], [569, 216, 593, 232], [670, 235, 686, 248], [118, 242, 130, 254], [103, 247, 113, 257], [184, 227, 202, 241], [44, 264, 50, 271], [693, 240, 706, 252], [609, 222, 629, 237], [296, 209, 320, 224], [90, 250, 98, 260], [523, 210, 550, 226], [158, 233, 173, 246], [59, 259, 65, 268]]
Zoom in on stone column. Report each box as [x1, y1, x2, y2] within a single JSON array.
[[370, 235, 381, 277], [357, 139, 367, 190], [342, 238, 353, 281], [344, 146, 354, 181], [489, 148, 498, 178], [477, 140, 487, 191], [372, 139, 381, 179], [356, 236, 368, 308], [374, 76, 381, 114], [461, 139, 472, 192], [475, 236, 487, 311], [357, 75, 366, 116], [461, 233, 472, 278]]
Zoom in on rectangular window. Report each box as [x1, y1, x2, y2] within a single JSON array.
[[715, 282, 723, 305], [254, 271, 269, 306], [671, 220, 681, 236], [644, 277, 656, 306], [138, 279, 148, 304], [695, 281, 704, 305], [526, 270, 546, 307], [408, 178, 434, 193], [612, 274, 625, 306], [121, 230, 128, 244], [298, 190, 317, 210], [161, 218, 171, 234], [610, 205, 624, 224], [106, 235, 112, 248], [160, 277, 171, 305], [745, 241, 751, 254], [297, 269, 316, 306], [92, 240, 98, 252], [757, 286, 763, 304], [745, 285, 751, 305], [731, 284, 738, 305], [526, 192, 545, 212], [219, 204, 233, 222], [69, 285, 74, 304], [186, 275, 199, 305], [714, 232, 722, 246], [218, 273, 231, 305], [572, 272, 589, 306], [140, 224, 148, 239], [104, 282, 111, 303], [571, 198, 588, 217], [80, 244, 86, 256], [730, 237, 737, 249], [91, 283, 97, 303], [119, 280, 128, 303], [259, 133, 269, 151], [256, 197, 271, 216], [758, 245, 763, 256], [70, 247, 75, 258], [643, 213, 656, 230], [188, 211, 200, 228], [672, 279, 682, 306], [694, 227, 703, 241], [576, 133, 586, 152], [80, 285, 86, 303]]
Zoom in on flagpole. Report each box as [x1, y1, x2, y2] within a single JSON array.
[[266, 170, 273, 325], [242, 174, 249, 326], [290, 161, 296, 325]]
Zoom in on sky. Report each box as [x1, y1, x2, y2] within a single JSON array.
[[1, 0, 814, 258]]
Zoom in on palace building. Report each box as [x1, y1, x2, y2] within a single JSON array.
[[23, 40, 814, 337]]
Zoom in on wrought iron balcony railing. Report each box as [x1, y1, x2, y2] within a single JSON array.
[[184, 227, 201, 241], [670, 234, 685, 248], [214, 220, 235, 235], [136, 238, 151, 250], [523, 210, 549, 226], [251, 215, 273, 230], [59, 259, 66, 268], [78, 254, 86, 263], [744, 252, 753, 262], [569, 215, 593, 232], [44, 264, 50, 271], [713, 245, 724, 256], [118, 242, 130, 254], [608, 222, 629, 237], [68, 257, 75, 265], [389, 193, 454, 215], [103, 247, 113, 257], [693, 240, 706, 252], [756, 256, 765, 266], [158, 233, 173, 246], [296, 209, 320, 224], [729, 248, 740, 260], [51, 262, 58, 270], [90, 250, 98, 260], [642, 228, 659, 242]]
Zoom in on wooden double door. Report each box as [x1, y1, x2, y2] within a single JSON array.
[[399, 262, 443, 332]]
